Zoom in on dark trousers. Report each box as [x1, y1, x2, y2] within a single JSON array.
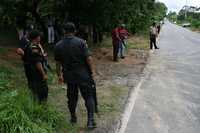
[[24, 64, 32, 89], [67, 81, 95, 117], [24, 64, 48, 103], [91, 80, 98, 113], [29, 80, 49, 103], [113, 42, 119, 61], [150, 37, 158, 49]]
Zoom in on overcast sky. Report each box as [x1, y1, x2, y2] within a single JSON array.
[[158, 0, 200, 12]]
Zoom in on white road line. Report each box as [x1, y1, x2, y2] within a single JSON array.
[[116, 77, 145, 133], [116, 39, 155, 133]]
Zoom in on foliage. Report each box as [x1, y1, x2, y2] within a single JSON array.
[[191, 19, 200, 28], [175, 6, 200, 29], [153, 2, 167, 22], [167, 11, 177, 22], [0, 89, 63, 133], [0, 66, 63, 133], [0, 0, 167, 41]]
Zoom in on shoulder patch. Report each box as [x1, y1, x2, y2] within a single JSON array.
[[85, 42, 88, 48], [31, 45, 38, 48]]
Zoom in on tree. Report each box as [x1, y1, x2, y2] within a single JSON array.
[[167, 11, 177, 22], [0, 0, 167, 43]]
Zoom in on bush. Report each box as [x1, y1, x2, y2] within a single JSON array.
[[0, 67, 13, 91], [0, 88, 63, 133], [191, 19, 200, 28]]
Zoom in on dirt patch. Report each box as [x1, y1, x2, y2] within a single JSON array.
[[0, 48, 19, 60], [0, 47, 21, 69], [191, 28, 200, 33]]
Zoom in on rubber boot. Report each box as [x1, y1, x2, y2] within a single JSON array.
[[70, 113, 77, 124], [87, 113, 96, 129]]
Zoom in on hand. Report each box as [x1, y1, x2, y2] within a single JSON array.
[[16, 48, 24, 56], [43, 53, 48, 57], [43, 74, 48, 81], [91, 71, 98, 81], [58, 76, 64, 84]]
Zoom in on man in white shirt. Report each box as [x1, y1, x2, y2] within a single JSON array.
[[150, 22, 159, 49]]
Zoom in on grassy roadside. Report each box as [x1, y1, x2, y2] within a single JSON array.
[[175, 20, 200, 33], [99, 34, 149, 50], [0, 33, 149, 133], [0, 51, 64, 133], [190, 27, 200, 33]]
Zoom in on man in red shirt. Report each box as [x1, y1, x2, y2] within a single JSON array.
[[111, 26, 121, 61]]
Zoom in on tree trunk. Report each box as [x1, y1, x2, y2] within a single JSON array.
[[31, 0, 47, 41], [93, 25, 98, 44], [98, 31, 103, 43]]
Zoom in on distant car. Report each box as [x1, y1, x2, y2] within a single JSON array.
[[182, 23, 191, 27]]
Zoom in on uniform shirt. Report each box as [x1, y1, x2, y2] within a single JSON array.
[[111, 28, 121, 44], [25, 43, 45, 81], [30, 44, 44, 64], [54, 35, 91, 83], [18, 37, 30, 62]]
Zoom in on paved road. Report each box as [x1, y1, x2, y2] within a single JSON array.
[[124, 22, 200, 133]]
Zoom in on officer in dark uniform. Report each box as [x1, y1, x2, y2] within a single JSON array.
[[18, 30, 48, 103], [54, 22, 97, 129], [16, 32, 32, 88]]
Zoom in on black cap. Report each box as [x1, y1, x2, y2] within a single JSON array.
[[29, 30, 41, 40], [64, 22, 76, 34]]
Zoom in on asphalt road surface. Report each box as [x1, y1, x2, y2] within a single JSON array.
[[124, 22, 200, 133]]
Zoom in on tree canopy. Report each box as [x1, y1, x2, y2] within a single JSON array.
[[0, 0, 167, 42]]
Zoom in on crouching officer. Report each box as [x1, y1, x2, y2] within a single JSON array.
[[54, 22, 97, 129], [24, 30, 48, 103]]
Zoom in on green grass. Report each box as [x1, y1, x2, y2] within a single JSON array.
[[0, 89, 64, 133], [127, 41, 149, 50], [0, 48, 9, 54], [0, 29, 17, 42], [0, 60, 64, 133], [98, 38, 113, 48], [0, 66, 13, 91], [99, 36, 149, 50]]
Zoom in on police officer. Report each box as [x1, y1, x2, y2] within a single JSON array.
[[16, 31, 32, 89], [18, 30, 48, 103], [54, 22, 97, 129]]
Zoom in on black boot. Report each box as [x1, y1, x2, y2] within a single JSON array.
[[87, 113, 96, 129], [95, 105, 98, 114], [70, 113, 77, 124]]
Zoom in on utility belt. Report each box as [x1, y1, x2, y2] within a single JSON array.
[[23, 62, 31, 65], [150, 34, 156, 38], [62, 65, 87, 72]]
